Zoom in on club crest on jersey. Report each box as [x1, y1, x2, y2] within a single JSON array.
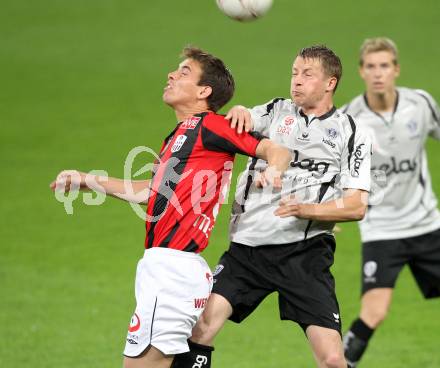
[[406, 120, 418, 133], [171, 135, 187, 152], [326, 128, 338, 139], [181, 116, 201, 130]]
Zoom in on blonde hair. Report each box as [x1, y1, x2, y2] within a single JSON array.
[[359, 37, 398, 66]]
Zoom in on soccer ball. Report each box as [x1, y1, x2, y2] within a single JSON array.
[[216, 0, 273, 22]]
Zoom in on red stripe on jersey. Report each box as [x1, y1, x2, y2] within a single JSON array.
[[144, 112, 261, 253]]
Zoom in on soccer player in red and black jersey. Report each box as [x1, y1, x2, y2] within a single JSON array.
[[51, 47, 291, 368]]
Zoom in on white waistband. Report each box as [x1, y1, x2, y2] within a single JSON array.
[[144, 247, 202, 259]]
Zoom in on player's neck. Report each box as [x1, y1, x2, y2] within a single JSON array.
[[300, 100, 334, 118], [174, 105, 211, 122], [365, 89, 397, 113]]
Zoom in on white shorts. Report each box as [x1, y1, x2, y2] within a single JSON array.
[[123, 247, 213, 357]]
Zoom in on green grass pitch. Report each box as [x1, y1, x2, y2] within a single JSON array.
[[1, 0, 440, 366]]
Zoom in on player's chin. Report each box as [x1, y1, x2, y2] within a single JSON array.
[[291, 95, 304, 105], [162, 95, 174, 107]]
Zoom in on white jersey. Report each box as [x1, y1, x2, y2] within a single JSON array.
[[342, 87, 440, 242], [230, 98, 371, 246]]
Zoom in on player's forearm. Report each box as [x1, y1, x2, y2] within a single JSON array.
[[86, 175, 151, 204], [299, 193, 367, 222], [256, 140, 292, 175]]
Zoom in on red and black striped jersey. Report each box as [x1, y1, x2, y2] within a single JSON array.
[[145, 111, 262, 253]]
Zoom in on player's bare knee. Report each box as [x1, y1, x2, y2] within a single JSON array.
[[363, 306, 388, 328], [323, 352, 346, 368], [191, 315, 215, 345]]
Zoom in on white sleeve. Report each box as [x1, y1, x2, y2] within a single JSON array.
[[248, 97, 284, 134], [340, 116, 372, 191], [415, 89, 440, 140]]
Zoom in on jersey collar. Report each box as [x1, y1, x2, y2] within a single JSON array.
[[298, 106, 337, 125], [362, 91, 399, 127]]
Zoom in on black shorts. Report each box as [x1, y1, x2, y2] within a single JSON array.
[[212, 234, 341, 334], [362, 228, 440, 298]]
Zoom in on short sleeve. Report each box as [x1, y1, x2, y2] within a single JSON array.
[[415, 89, 440, 140], [201, 113, 263, 156], [340, 115, 372, 191], [249, 97, 285, 133]]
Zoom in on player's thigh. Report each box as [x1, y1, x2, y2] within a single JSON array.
[[306, 325, 344, 362], [124, 346, 173, 368], [407, 229, 440, 298], [277, 235, 341, 333], [211, 243, 273, 323], [361, 239, 407, 294], [192, 293, 233, 344]]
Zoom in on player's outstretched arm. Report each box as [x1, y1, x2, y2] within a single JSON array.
[[255, 139, 292, 189], [50, 170, 151, 204], [275, 189, 368, 222]]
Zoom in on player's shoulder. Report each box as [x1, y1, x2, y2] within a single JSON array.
[[333, 107, 368, 140], [201, 111, 229, 126], [338, 94, 365, 117], [256, 96, 291, 113], [399, 86, 436, 104]]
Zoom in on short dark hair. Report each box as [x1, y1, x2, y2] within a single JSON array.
[[182, 46, 235, 112], [297, 45, 342, 92]]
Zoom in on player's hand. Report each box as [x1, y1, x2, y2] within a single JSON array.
[[50, 170, 87, 193], [274, 195, 307, 218], [225, 105, 253, 133], [255, 167, 282, 189]]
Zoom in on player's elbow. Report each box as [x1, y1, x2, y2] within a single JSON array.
[[351, 203, 367, 221]]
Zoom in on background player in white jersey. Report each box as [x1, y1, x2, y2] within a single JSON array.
[[341, 37, 440, 367], [172, 46, 372, 368]]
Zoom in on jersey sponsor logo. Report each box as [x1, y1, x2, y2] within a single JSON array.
[[290, 149, 330, 176], [284, 115, 295, 125], [194, 297, 208, 309], [371, 157, 417, 176], [192, 355, 208, 368], [363, 261, 377, 283], [277, 124, 292, 135], [322, 138, 336, 149], [333, 313, 340, 323], [181, 116, 201, 130], [351, 143, 365, 177], [193, 214, 213, 238], [171, 135, 187, 152]]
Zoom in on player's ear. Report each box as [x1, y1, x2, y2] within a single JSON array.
[[359, 65, 366, 81], [327, 76, 337, 93], [394, 63, 400, 78], [198, 85, 212, 100]]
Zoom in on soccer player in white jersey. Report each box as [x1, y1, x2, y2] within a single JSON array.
[[172, 46, 372, 368], [341, 37, 440, 367]]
